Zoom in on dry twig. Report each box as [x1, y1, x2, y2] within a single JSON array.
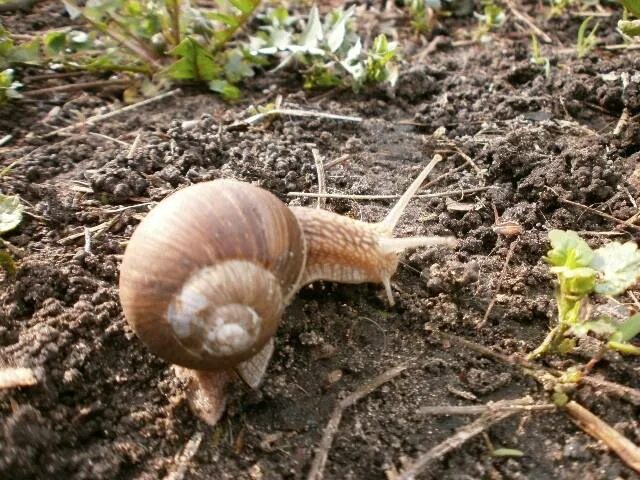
[[323, 154, 350, 170], [127, 132, 142, 158], [433, 330, 640, 406], [89, 132, 131, 147], [236, 108, 363, 126], [504, 0, 552, 43], [307, 363, 409, 480], [477, 238, 519, 328], [417, 402, 556, 416], [23, 79, 132, 96], [164, 431, 204, 480], [398, 397, 535, 480], [547, 187, 640, 231], [565, 401, 640, 474], [0, 367, 38, 389], [44, 89, 181, 138], [287, 186, 492, 201]]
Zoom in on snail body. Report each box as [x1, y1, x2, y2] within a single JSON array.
[[119, 155, 456, 424]]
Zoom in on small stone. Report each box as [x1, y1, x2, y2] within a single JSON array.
[[323, 369, 343, 389]]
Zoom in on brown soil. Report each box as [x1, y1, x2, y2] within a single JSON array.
[[1, 2, 640, 479]]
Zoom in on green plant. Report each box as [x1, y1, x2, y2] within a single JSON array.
[[528, 230, 640, 359], [547, 0, 575, 18], [473, 0, 506, 40], [249, 5, 399, 91], [0, 24, 41, 104], [575, 16, 599, 58], [404, 0, 442, 35], [58, 0, 261, 99], [0, 192, 22, 276], [529, 34, 550, 78], [0, 68, 22, 104], [618, 0, 640, 40], [568, 310, 640, 355]]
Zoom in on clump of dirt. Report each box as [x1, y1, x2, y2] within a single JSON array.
[[2, 2, 640, 479]]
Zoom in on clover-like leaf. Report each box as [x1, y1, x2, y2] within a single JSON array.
[[0, 194, 23, 234], [568, 319, 618, 338], [545, 229, 594, 268], [590, 241, 640, 295], [619, 19, 640, 37], [609, 312, 640, 343], [551, 265, 597, 297]]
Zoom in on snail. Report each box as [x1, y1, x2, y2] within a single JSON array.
[[118, 155, 457, 424]]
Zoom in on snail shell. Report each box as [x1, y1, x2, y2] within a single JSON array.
[[119, 180, 306, 371]]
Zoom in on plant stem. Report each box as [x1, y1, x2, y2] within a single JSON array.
[[166, 0, 181, 47], [107, 14, 163, 67], [212, 1, 261, 52], [527, 325, 563, 360]]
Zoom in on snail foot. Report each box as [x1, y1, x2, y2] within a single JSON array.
[[175, 367, 233, 425]]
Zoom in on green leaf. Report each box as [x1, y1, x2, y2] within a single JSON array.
[[0, 249, 16, 277], [590, 240, 640, 295], [166, 37, 219, 81], [300, 5, 323, 48], [224, 50, 254, 83], [209, 79, 241, 100], [44, 31, 68, 55], [0, 69, 22, 104], [229, 0, 256, 15], [8, 38, 41, 65], [576, 17, 599, 59], [62, 0, 83, 19], [0, 194, 23, 234], [618, 19, 640, 37], [568, 319, 618, 338], [621, 0, 640, 18], [545, 230, 594, 268], [551, 266, 597, 296], [326, 8, 351, 52], [208, 12, 241, 28], [607, 341, 640, 355], [365, 34, 399, 86], [340, 38, 364, 80], [609, 312, 640, 343]]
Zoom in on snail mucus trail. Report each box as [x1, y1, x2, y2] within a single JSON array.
[[118, 155, 457, 424]]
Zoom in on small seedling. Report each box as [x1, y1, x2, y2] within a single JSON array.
[[547, 0, 575, 18], [528, 230, 640, 359], [404, 0, 442, 35], [575, 16, 599, 58], [530, 34, 550, 78], [473, 0, 506, 41], [250, 5, 399, 91]]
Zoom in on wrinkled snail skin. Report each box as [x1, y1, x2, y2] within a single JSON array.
[[291, 207, 400, 287], [118, 155, 456, 424]]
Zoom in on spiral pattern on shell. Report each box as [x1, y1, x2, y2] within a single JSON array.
[[119, 180, 306, 370]]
